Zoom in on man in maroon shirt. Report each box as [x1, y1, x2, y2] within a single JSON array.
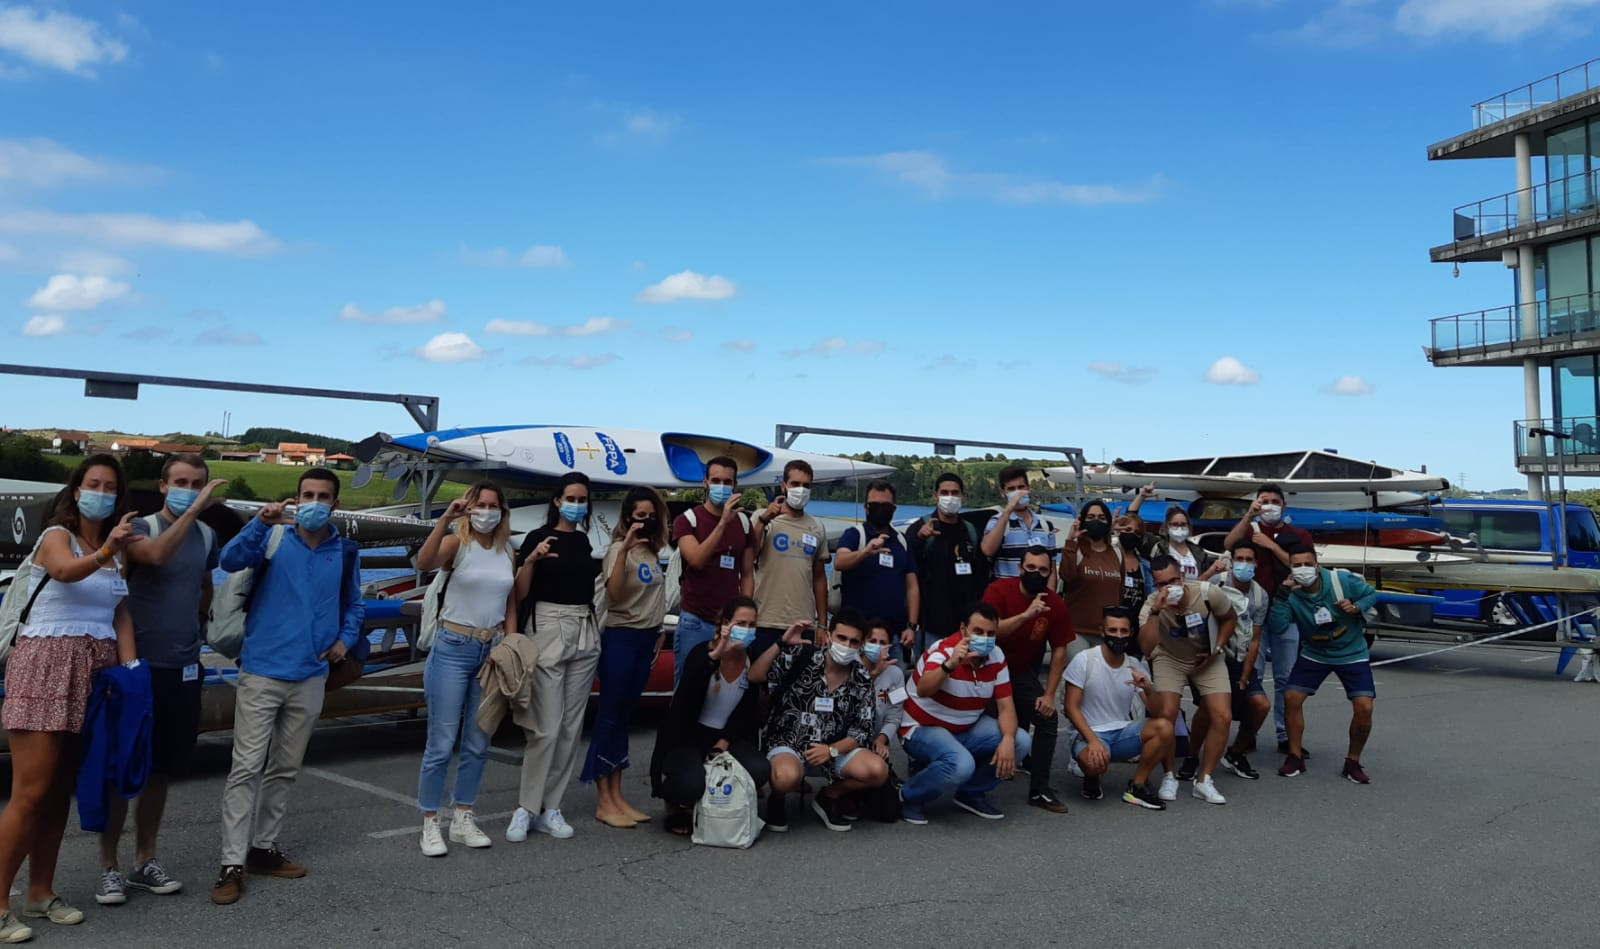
[[669, 456, 754, 686], [1223, 484, 1313, 754], [982, 546, 1074, 813]]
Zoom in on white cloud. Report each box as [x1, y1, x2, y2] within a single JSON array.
[[21, 314, 64, 336], [854, 340, 886, 354], [663, 327, 693, 343], [636, 270, 737, 303], [831, 150, 1163, 206], [1204, 356, 1262, 385], [0, 5, 129, 76], [120, 326, 169, 341], [519, 352, 620, 370], [0, 210, 277, 254], [483, 316, 627, 337], [56, 248, 132, 275], [195, 326, 263, 347], [930, 354, 976, 370], [1325, 374, 1376, 396], [1088, 361, 1157, 385], [416, 332, 483, 363], [782, 337, 885, 358], [26, 273, 128, 310], [0, 138, 125, 188], [459, 243, 572, 269], [1395, 0, 1600, 40], [340, 299, 446, 324], [722, 339, 756, 352]]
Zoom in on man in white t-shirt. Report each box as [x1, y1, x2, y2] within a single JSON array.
[[1062, 606, 1172, 811]]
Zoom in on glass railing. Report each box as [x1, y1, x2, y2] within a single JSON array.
[[1451, 169, 1600, 242], [1471, 58, 1600, 129], [1515, 416, 1600, 461], [1430, 292, 1600, 356]]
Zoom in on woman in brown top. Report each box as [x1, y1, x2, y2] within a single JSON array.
[[1059, 500, 1142, 645]]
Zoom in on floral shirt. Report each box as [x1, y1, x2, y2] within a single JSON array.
[[762, 645, 875, 753]]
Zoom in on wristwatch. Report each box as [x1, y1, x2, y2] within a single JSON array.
[[942, 659, 956, 673], [828, 745, 840, 760]]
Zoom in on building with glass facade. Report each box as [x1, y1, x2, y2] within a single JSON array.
[[1426, 58, 1600, 495]]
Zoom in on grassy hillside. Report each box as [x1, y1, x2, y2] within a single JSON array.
[[205, 461, 466, 510]]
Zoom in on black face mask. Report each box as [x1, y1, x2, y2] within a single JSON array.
[[1019, 571, 1048, 596], [1083, 520, 1111, 540], [1104, 636, 1131, 655], [865, 502, 896, 526], [635, 517, 660, 538]]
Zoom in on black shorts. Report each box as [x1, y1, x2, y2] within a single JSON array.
[[149, 665, 204, 777]]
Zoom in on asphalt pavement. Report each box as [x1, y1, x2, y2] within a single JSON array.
[[2, 642, 1594, 949]]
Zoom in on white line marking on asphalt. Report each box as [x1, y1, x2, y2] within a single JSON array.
[[367, 810, 517, 839], [1439, 667, 1479, 675], [1520, 655, 1550, 663], [302, 766, 415, 807]]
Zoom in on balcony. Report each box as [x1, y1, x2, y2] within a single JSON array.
[[1432, 169, 1600, 263], [1514, 416, 1600, 476], [1430, 57, 1600, 161], [1428, 293, 1600, 367]]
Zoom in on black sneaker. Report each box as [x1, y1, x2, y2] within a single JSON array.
[[1121, 781, 1166, 811], [1276, 742, 1311, 760], [1027, 788, 1069, 814], [1080, 775, 1103, 801], [840, 797, 863, 823], [811, 793, 852, 832], [1222, 751, 1260, 780], [1015, 755, 1032, 776], [1176, 756, 1199, 782], [765, 793, 788, 833]]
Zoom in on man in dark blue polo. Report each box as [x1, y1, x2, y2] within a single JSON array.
[[832, 480, 919, 650]]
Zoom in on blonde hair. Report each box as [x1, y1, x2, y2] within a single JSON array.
[[455, 481, 512, 552]]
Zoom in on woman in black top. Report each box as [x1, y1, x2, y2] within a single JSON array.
[[506, 472, 602, 842], [649, 596, 768, 835]]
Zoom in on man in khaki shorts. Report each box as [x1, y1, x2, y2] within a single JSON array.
[[1138, 555, 1237, 806]]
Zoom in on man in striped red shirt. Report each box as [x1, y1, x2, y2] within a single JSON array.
[[897, 602, 1033, 825]]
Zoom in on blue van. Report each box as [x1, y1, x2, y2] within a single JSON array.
[[1422, 498, 1600, 625]]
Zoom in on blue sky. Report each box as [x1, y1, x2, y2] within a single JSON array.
[[1, 1, 1596, 490]]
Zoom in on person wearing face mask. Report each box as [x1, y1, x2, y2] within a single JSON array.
[[669, 456, 754, 687], [508, 472, 604, 844], [412, 482, 517, 857], [1137, 555, 1238, 806], [897, 602, 1033, 824], [750, 608, 887, 832], [1060, 499, 1135, 657], [981, 466, 1057, 580], [212, 468, 363, 906], [650, 597, 770, 835], [1268, 546, 1379, 784], [1199, 542, 1272, 783], [838, 619, 909, 824], [906, 473, 985, 658], [98, 455, 225, 904], [583, 487, 671, 829], [1223, 485, 1312, 754], [982, 547, 1074, 813], [1063, 607, 1171, 810], [833, 481, 919, 652], [751, 460, 829, 656]]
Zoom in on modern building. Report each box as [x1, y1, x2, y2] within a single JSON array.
[[1425, 57, 1600, 497]]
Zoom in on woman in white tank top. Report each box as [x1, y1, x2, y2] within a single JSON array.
[[412, 482, 516, 858]]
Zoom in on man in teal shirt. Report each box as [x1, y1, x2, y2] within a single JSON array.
[[1266, 545, 1377, 785]]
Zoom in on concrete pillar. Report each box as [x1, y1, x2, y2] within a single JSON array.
[[1515, 132, 1533, 225], [1516, 131, 1542, 499], [1525, 356, 1545, 500]]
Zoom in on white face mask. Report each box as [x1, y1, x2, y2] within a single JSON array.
[[1167, 527, 1190, 544], [936, 495, 962, 515], [1164, 583, 1185, 605], [1007, 489, 1030, 508], [470, 509, 502, 533], [828, 641, 859, 666], [1292, 565, 1319, 586], [786, 485, 811, 510], [1260, 503, 1284, 524]]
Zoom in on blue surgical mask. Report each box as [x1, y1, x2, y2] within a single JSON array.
[[295, 501, 332, 531], [76, 489, 115, 521], [863, 643, 885, 664], [560, 502, 587, 524], [166, 486, 198, 516], [728, 625, 756, 649], [1232, 562, 1256, 584], [968, 634, 995, 657], [708, 484, 734, 505]]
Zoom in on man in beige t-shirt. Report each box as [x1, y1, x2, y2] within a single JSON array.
[[1137, 554, 1237, 807], [751, 460, 830, 657]]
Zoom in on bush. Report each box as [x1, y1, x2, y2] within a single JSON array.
[[739, 488, 766, 510], [228, 477, 259, 501]]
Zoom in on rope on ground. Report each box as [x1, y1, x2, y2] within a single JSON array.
[[1371, 605, 1600, 668]]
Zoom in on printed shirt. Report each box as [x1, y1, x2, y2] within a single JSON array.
[[1138, 581, 1235, 663], [762, 645, 875, 752], [983, 510, 1056, 578], [901, 633, 1012, 736], [754, 511, 829, 629], [982, 576, 1074, 679]]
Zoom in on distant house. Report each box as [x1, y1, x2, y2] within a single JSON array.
[[260, 448, 282, 465], [108, 437, 159, 453], [274, 442, 326, 466], [324, 452, 358, 470], [150, 443, 204, 457], [218, 451, 261, 462], [53, 430, 90, 452]]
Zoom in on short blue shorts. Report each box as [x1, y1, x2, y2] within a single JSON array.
[[767, 745, 864, 779], [1071, 722, 1145, 761], [1285, 656, 1375, 699]]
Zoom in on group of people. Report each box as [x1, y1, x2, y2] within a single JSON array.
[[0, 453, 1383, 942]]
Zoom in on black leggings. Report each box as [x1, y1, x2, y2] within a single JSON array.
[[657, 740, 770, 807]]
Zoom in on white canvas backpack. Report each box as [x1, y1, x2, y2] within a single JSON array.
[[692, 750, 762, 849]]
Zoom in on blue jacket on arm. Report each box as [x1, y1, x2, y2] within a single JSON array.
[[77, 662, 153, 832], [219, 517, 365, 682]]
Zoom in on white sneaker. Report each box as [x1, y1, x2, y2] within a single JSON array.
[[505, 807, 532, 843], [535, 809, 575, 839], [1157, 772, 1179, 802], [1191, 775, 1227, 805], [420, 815, 447, 857], [449, 809, 492, 849], [1066, 755, 1084, 778]]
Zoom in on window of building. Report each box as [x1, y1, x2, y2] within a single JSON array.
[[1547, 120, 1592, 215], [1553, 355, 1598, 423]]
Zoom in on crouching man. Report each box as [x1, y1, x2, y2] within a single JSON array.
[[1063, 607, 1172, 810]]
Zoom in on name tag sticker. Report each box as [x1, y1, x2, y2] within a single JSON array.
[[878, 552, 895, 568], [1314, 607, 1334, 626], [719, 554, 736, 570], [802, 533, 819, 549], [1184, 611, 1205, 629], [1124, 575, 1135, 589], [182, 663, 199, 683], [813, 696, 835, 713], [110, 576, 128, 596], [954, 562, 973, 576], [887, 686, 908, 705]]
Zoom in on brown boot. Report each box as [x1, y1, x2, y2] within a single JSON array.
[[245, 847, 306, 879], [210, 866, 244, 905]]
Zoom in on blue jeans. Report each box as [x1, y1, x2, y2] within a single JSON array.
[[673, 612, 716, 689], [580, 627, 659, 782], [417, 630, 495, 812], [900, 716, 1034, 804], [1269, 628, 1300, 743]]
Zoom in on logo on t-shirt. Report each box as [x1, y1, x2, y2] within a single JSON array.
[[773, 533, 790, 553], [637, 562, 654, 584]]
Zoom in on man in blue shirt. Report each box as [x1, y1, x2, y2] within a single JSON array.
[[980, 466, 1056, 580], [832, 480, 918, 647], [210, 468, 363, 906], [1267, 545, 1378, 785]]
